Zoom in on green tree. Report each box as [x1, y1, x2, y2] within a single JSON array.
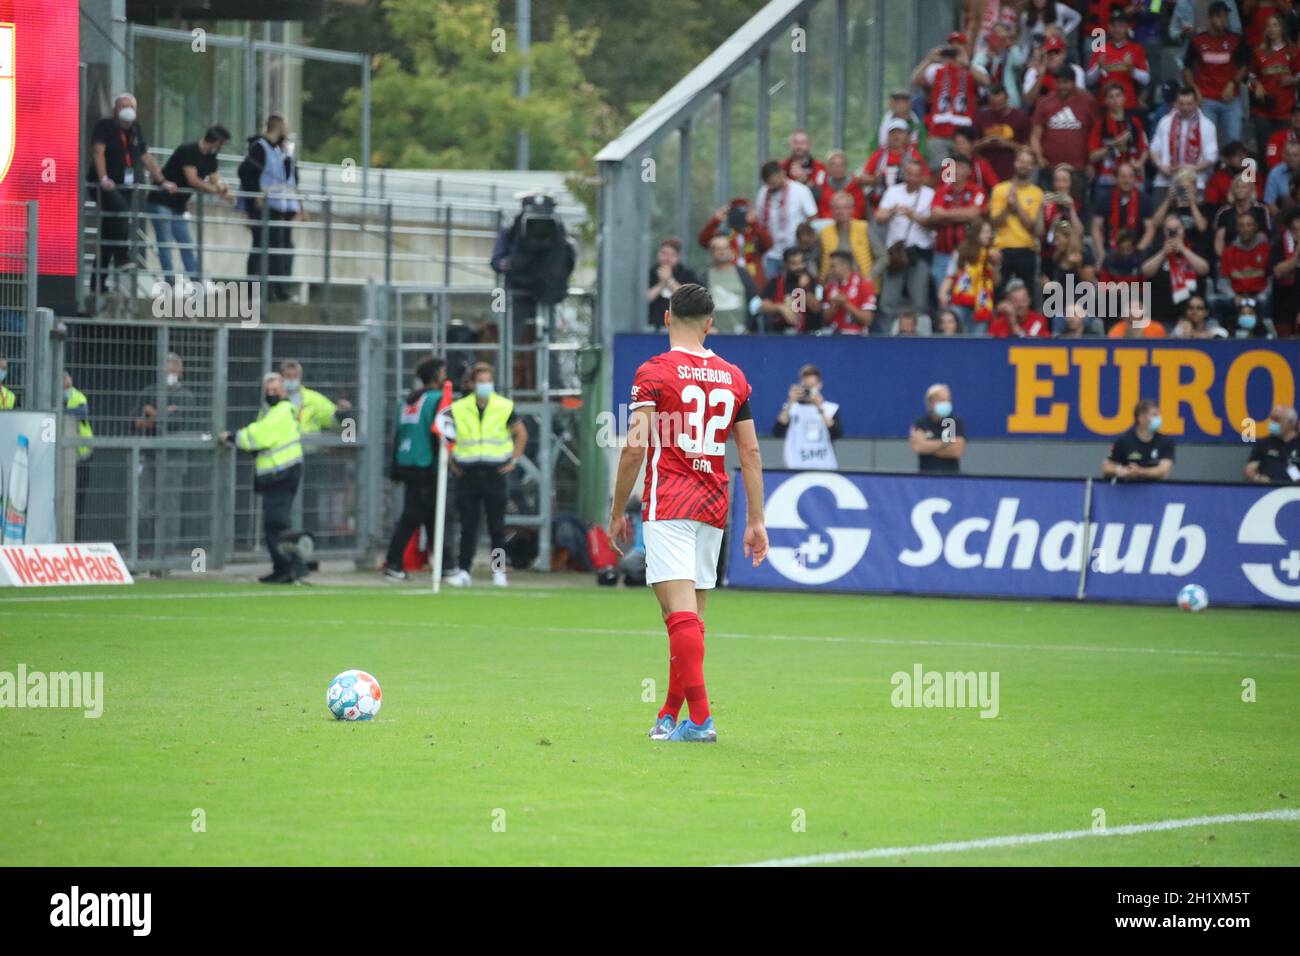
[[317, 0, 616, 171]]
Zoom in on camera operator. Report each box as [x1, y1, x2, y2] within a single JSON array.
[[490, 191, 576, 340], [774, 364, 843, 470]]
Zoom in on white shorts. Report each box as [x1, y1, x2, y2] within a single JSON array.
[[644, 519, 724, 589]]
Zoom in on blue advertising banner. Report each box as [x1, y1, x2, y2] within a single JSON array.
[[613, 334, 1300, 443], [727, 469, 1300, 608]]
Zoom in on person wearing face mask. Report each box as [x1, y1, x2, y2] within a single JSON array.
[[220, 372, 305, 583], [133, 353, 205, 567], [1245, 405, 1300, 483], [278, 359, 354, 557], [63, 372, 94, 540], [910, 383, 967, 474], [0, 356, 14, 410], [440, 363, 528, 588], [237, 112, 305, 302], [1104, 398, 1176, 482], [86, 93, 176, 293]]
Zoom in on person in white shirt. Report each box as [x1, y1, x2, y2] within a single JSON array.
[[875, 158, 937, 320], [1150, 87, 1219, 198], [755, 159, 818, 280], [773, 364, 843, 470]]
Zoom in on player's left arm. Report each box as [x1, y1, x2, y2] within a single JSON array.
[[607, 406, 653, 553], [732, 417, 768, 567]]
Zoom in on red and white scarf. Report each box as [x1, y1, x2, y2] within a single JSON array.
[[1169, 111, 1202, 169], [1109, 188, 1141, 239], [1168, 250, 1197, 304], [762, 185, 790, 239]]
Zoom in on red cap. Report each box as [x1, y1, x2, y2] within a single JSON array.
[[947, 31, 967, 45], [1044, 36, 1067, 53]]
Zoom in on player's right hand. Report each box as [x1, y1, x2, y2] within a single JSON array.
[[606, 513, 629, 556], [743, 523, 768, 567]]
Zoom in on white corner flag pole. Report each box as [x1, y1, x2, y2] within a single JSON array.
[[432, 437, 449, 594]]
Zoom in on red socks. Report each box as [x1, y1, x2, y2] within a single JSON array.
[[664, 610, 709, 723]]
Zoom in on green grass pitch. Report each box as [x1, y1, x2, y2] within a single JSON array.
[[1, 580, 1297, 866]]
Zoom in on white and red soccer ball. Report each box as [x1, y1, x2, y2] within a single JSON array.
[[327, 669, 382, 721]]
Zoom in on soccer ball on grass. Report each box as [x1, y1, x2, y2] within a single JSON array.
[[327, 669, 382, 720], [1176, 584, 1209, 612]]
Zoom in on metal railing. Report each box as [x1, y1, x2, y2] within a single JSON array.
[[0, 200, 39, 408]]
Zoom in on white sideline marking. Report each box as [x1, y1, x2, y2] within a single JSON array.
[[3, 608, 1297, 661], [0, 587, 553, 604], [732, 809, 1300, 867]]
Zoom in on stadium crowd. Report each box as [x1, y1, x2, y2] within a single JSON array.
[[651, 0, 1300, 339]]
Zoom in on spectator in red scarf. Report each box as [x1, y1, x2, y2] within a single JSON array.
[[816, 150, 867, 219], [861, 121, 929, 211], [755, 159, 819, 279], [1184, 1, 1250, 147], [1086, 8, 1150, 111], [1250, 13, 1299, 140], [697, 198, 773, 282], [1151, 87, 1220, 199], [940, 219, 1001, 332], [759, 247, 822, 333], [1030, 67, 1098, 190], [1204, 140, 1265, 206], [1265, 102, 1300, 167], [781, 129, 828, 193], [913, 33, 979, 167], [1213, 173, 1272, 256], [1214, 209, 1273, 321], [1089, 83, 1150, 209], [821, 250, 879, 334], [973, 83, 1032, 181], [1092, 162, 1154, 254], [1141, 212, 1213, 319]]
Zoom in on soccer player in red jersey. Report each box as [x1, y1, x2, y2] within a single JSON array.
[[607, 283, 768, 743]]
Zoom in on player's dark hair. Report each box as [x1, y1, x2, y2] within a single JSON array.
[[782, 246, 803, 264], [669, 283, 713, 322], [760, 160, 782, 181], [414, 356, 445, 385]]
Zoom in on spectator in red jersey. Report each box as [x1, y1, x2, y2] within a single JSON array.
[[974, 83, 1032, 180], [1093, 161, 1155, 254], [821, 250, 879, 334], [1214, 173, 1272, 254], [1090, 83, 1151, 210], [861, 120, 929, 211], [991, 278, 1052, 336], [1151, 87, 1220, 198], [759, 246, 822, 333], [1205, 140, 1266, 206], [913, 33, 979, 167], [815, 150, 867, 219], [1244, 0, 1289, 49], [1265, 102, 1300, 166], [1087, 8, 1151, 112], [930, 153, 989, 299], [1185, 1, 1251, 147], [950, 128, 1000, 190], [1213, 209, 1274, 321], [1141, 211, 1213, 317], [781, 129, 828, 193], [1030, 67, 1098, 191], [1022, 36, 1086, 107], [1269, 205, 1300, 335], [1250, 13, 1299, 141], [697, 197, 773, 282]]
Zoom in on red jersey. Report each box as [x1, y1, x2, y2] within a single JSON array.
[[816, 177, 867, 219], [1220, 238, 1271, 296], [931, 180, 987, 253], [781, 154, 828, 190], [1187, 30, 1249, 102], [1252, 43, 1299, 119], [990, 310, 1051, 338], [1089, 111, 1150, 181], [926, 62, 977, 137], [1088, 40, 1150, 110], [1267, 126, 1298, 167], [630, 347, 753, 528], [821, 273, 877, 333], [862, 145, 928, 204]]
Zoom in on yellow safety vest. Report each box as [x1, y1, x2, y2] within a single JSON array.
[[65, 388, 93, 460], [293, 385, 338, 435], [236, 400, 303, 477], [0, 385, 14, 410], [449, 392, 514, 465]]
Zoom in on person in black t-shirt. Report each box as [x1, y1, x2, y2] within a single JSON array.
[[1103, 398, 1175, 481], [147, 125, 233, 281], [85, 93, 175, 291], [910, 383, 967, 474], [1245, 405, 1300, 484]]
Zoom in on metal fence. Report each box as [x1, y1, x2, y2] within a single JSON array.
[[0, 200, 38, 408], [48, 286, 595, 574]]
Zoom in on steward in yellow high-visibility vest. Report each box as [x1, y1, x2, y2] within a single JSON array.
[[0, 356, 15, 410], [439, 362, 527, 587], [221, 372, 306, 583], [63, 378, 94, 460]]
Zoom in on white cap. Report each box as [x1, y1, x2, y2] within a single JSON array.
[[886, 118, 910, 133]]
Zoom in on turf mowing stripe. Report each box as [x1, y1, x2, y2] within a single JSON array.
[[6, 611, 1299, 661], [732, 809, 1300, 867]]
